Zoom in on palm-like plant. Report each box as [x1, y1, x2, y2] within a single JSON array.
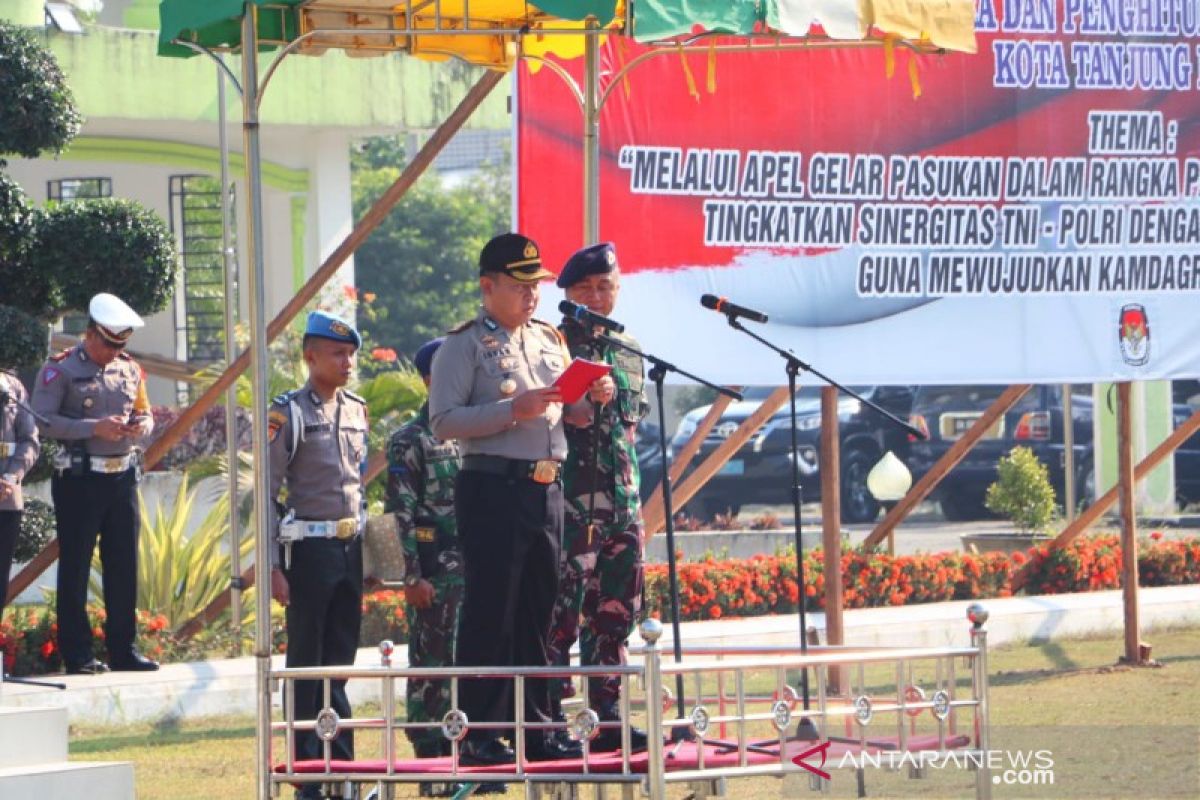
[[90, 476, 254, 628]]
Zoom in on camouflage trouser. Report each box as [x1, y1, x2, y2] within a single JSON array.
[[546, 493, 644, 712], [405, 562, 465, 749]]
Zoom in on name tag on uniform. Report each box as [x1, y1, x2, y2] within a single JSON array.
[[304, 423, 332, 434], [415, 526, 436, 543]]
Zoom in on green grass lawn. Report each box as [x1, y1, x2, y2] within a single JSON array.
[[68, 626, 1200, 799]]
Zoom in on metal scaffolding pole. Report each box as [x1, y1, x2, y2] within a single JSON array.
[[582, 16, 600, 245], [238, 6, 274, 799], [217, 56, 244, 655]]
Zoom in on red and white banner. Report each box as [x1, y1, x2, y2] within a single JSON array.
[[517, 6, 1200, 385]]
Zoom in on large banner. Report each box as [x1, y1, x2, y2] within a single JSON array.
[[516, 4, 1200, 385]]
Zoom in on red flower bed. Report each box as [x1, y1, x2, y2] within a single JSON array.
[[642, 534, 1199, 621], [3, 536, 1196, 676]]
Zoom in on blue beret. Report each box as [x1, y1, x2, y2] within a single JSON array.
[[304, 310, 361, 349], [556, 242, 618, 288], [413, 337, 445, 378]]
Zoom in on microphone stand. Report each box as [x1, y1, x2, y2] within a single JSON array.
[[596, 334, 741, 743], [720, 316, 922, 740]]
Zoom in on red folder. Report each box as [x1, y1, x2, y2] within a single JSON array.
[[553, 358, 612, 404]]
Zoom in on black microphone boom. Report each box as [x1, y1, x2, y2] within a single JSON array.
[[558, 300, 625, 333], [700, 294, 769, 324]]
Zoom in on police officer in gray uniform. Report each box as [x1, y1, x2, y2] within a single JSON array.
[[429, 232, 613, 765], [267, 310, 369, 797], [32, 293, 157, 675], [1, 369, 39, 622]]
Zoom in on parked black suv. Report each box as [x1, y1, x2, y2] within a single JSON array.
[[906, 382, 1200, 520], [668, 385, 915, 523]]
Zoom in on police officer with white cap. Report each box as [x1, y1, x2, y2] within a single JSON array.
[[31, 293, 157, 674], [267, 310, 370, 796]]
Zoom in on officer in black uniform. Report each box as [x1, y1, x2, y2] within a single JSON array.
[[267, 311, 370, 799], [429, 233, 612, 765], [1, 368, 40, 622], [31, 293, 158, 675]]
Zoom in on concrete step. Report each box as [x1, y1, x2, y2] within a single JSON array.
[[0, 760, 135, 798], [0, 705, 68, 768]]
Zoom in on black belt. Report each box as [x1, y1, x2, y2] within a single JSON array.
[[462, 455, 561, 484]]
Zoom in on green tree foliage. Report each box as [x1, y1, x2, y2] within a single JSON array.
[[351, 136, 511, 360], [0, 21, 81, 161], [0, 24, 177, 369], [29, 198, 178, 316], [985, 446, 1057, 534]]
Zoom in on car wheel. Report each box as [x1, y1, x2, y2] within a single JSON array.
[[939, 490, 991, 521], [841, 450, 881, 524]]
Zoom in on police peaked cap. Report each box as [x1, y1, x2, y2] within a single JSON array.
[[304, 310, 362, 349], [557, 242, 618, 288], [479, 232, 553, 283], [88, 293, 144, 345]]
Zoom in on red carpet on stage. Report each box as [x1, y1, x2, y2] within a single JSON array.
[[277, 734, 972, 776]]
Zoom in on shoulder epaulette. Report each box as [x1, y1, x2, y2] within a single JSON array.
[[534, 318, 568, 347], [271, 389, 300, 407], [343, 389, 366, 405], [447, 319, 475, 335], [48, 348, 72, 363]]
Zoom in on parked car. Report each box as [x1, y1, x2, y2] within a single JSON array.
[[906, 382, 1200, 520], [635, 421, 664, 503], [667, 385, 916, 523]]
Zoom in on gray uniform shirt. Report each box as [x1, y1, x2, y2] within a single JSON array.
[[30, 344, 154, 457], [267, 381, 369, 566], [0, 371, 40, 512], [429, 310, 573, 461]]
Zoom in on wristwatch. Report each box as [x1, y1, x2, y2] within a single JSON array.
[[404, 574, 421, 587]]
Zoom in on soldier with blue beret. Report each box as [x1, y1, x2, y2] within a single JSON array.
[[268, 309, 370, 798], [548, 241, 651, 752]]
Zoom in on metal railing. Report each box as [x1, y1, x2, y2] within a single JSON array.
[[268, 606, 993, 799]]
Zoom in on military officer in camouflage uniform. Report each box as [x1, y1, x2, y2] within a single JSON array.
[[547, 243, 650, 752], [32, 293, 158, 675], [384, 337, 463, 761], [267, 311, 369, 799], [429, 232, 611, 766], [1, 368, 39, 622]]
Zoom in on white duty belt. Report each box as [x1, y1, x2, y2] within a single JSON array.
[[54, 451, 136, 474]]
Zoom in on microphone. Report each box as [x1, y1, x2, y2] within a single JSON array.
[[559, 300, 625, 334], [700, 294, 769, 324]]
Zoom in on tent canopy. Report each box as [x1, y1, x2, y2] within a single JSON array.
[[158, 0, 976, 67]]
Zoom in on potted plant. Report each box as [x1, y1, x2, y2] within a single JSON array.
[[962, 446, 1056, 554]]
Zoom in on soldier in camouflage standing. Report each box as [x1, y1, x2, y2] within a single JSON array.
[[548, 243, 650, 752], [384, 338, 463, 767]]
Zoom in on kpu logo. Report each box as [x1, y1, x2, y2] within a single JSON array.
[[1119, 303, 1150, 366]]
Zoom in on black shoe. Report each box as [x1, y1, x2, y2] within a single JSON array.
[[526, 735, 583, 762], [475, 783, 507, 794], [590, 724, 649, 753], [65, 658, 110, 675], [414, 741, 445, 759], [109, 651, 159, 671], [295, 785, 324, 800], [460, 738, 515, 766]]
